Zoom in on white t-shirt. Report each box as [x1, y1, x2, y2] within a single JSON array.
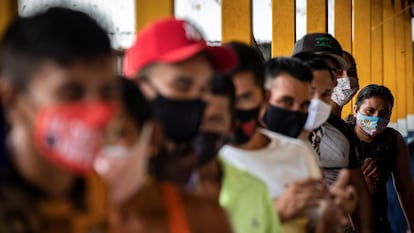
[[219, 128, 322, 199]]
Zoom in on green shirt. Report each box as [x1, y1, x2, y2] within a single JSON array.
[[219, 159, 281, 233]]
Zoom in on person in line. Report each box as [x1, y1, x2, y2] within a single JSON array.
[[196, 73, 281, 233], [293, 35, 373, 233], [0, 7, 120, 232], [96, 78, 234, 233], [348, 84, 414, 233], [122, 17, 237, 190]]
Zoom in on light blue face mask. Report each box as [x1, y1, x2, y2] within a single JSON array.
[[356, 111, 389, 136]]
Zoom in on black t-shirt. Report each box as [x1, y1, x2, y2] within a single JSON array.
[[353, 127, 398, 233]]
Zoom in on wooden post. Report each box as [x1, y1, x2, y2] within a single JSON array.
[[334, 0, 353, 118], [222, 0, 252, 45], [135, 0, 174, 33], [0, 0, 17, 37], [272, 0, 295, 56], [394, 0, 407, 135], [307, 0, 327, 33], [382, 0, 397, 125]]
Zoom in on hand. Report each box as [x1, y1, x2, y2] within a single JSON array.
[[361, 158, 380, 193], [330, 169, 358, 214], [275, 178, 329, 223]]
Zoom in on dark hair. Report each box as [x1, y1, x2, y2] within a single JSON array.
[[0, 7, 111, 89], [224, 41, 265, 91], [264, 57, 312, 87], [210, 73, 236, 119], [342, 50, 356, 67], [120, 77, 152, 129], [294, 53, 335, 81], [356, 84, 394, 108]]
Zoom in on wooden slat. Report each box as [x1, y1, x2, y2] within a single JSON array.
[[222, 0, 252, 45], [135, 0, 174, 33], [405, 10, 414, 115], [395, 0, 406, 123], [307, 0, 327, 33], [353, 0, 372, 96], [334, 0, 352, 52], [0, 0, 17, 37], [382, 0, 397, 123], [370, 0, 384, 86], [272, 0, 295, 56], [335, 0, 353, 119]]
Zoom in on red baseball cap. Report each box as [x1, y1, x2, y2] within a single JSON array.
[[123, 17, 237, 78]]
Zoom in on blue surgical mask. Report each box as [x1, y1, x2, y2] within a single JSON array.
[[356, 111, 389, 137]]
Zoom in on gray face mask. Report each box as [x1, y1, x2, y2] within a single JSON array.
[[304, 99, 332, 131]]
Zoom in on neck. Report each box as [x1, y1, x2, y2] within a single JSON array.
[[231, 128, 271, 150], [330, 103, 342, 117], [9, 124, 76, 197]]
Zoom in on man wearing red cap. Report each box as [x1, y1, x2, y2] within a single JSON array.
[[120, 17, 237, 232]]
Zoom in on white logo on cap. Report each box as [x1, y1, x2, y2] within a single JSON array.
[[183, 22, 203, 41]]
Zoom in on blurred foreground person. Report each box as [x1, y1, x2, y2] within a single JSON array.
[[349, 85, 414, 233], [96, 78, 233, 233], [123, 17, 236, 189], [0, 7, 120, 232]]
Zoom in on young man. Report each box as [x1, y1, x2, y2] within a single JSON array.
[[223, 41, 266, 145], [121, 17, 236, 232], [221, 57, 355, 233], [293, 36, 373, 233], [331, 51, 359, 116], [0, 7, 120, 232], [197, 74, 281, 233], [123, 17, 236, 189]]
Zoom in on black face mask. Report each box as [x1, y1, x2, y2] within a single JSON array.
[[150, 93, 206, 143], [193, 131, 227, 166], [231, 107, 261, 144], [263, 105, 308, 138]]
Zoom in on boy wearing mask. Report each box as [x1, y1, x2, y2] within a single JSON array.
[[0, 8, 119, 232]]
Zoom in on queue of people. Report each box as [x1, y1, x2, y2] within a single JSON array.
[[0, 6, 413, 233]]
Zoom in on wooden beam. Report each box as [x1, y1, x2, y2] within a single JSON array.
[[272, 0, 295, 56], [335, 0, 353, 119], [395, 0, 406, 126], [353, 1, 372, 93], [0, 0, 17, 37], [307, 0, 327, 33], [371, 0, 384, 86], [222, 0, 252, 45], [382, 0, 397, 123], [135, 0, 174, 33]]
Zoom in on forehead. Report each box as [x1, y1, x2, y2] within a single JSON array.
[[232, 72, 259, 92], [360, 96, 392, 110], [270, 73, 311, 97], [205, 94, 231, 114], [150, 54, 213, 77], [312, 70, 335, 88]]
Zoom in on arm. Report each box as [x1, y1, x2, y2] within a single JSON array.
[[392, 133, 414, 231], [349, 168, 374, 233]]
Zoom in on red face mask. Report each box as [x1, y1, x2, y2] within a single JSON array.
[[33, 101, 117, 175]]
